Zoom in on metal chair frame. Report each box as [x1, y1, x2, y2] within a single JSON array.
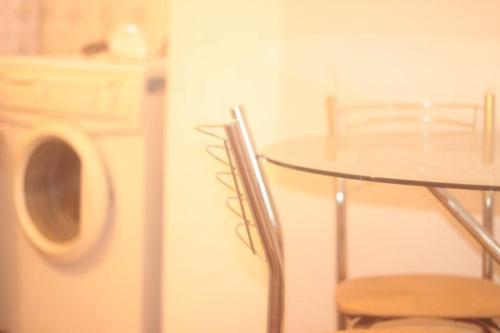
[[198, 107, 285, 333], [326, 94, 499, 331]]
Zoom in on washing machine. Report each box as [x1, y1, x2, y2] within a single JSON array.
[[0, 56, 165, 333]]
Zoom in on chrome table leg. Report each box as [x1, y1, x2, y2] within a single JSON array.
[[428, 188, 500, 265]]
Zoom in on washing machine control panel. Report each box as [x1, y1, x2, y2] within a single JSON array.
[[0, 57, 165, 129]]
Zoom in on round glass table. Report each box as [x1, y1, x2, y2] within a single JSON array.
[[262, 132, 500, 191], [261, 131, 500, 267]]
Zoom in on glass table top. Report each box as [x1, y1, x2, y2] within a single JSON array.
[[261, 131, 500, 191]]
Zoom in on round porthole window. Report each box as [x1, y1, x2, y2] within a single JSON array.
[[24, 139, 81, 243], [14, 123, 111, 261]]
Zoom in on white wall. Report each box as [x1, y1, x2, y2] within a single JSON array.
[[165, 1, 500, 333]]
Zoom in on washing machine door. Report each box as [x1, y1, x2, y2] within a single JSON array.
[[14, 123, 111, 261]]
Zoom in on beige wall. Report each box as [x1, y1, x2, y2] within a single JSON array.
[[164, 0, 284, 332], [0, 0, 39, 54], [166, 1, 500, 333], [40, 0, 167, 55]]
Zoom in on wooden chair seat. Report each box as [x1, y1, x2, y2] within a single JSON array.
[[336, 274, 500, 319]]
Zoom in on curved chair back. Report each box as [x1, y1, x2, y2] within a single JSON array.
[[326, 95, 494, 136], [326, 93, 496, 282], [198, 107, 285, 333], [226, 108, 285, 333]]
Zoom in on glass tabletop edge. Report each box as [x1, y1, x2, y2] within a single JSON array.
[[259, 154, 500, 192]]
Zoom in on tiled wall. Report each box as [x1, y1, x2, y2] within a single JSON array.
[[0, 0, 40, 54], [41, 0, 167, 56]]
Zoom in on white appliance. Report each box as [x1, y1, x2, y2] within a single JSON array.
[[0, 56, 165, 333]]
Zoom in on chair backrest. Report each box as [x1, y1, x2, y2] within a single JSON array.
[[198, 107, 285, 333], [326, 93, 496, 281], [326, 94, 494, 139]]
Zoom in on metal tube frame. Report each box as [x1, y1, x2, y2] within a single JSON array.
[[335, 178, 347, 329], [335, 178, 347, 284], [482, 93, 495, 279], [428, 187, 500, 265], [328, 95, 349, 329], [226, 107, 285, 333], [482, 190, 495, 278]]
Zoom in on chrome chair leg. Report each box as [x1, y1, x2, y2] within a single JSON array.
[[335, 178, 347, 330], [482, 190, 495, 280]]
